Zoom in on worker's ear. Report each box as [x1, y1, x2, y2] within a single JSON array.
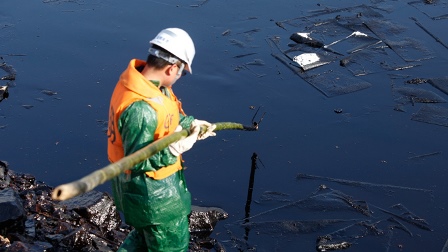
[[165, 64, 176, 76]]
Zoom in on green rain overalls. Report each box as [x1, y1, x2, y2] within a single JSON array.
[[107, 59, 194, 251]]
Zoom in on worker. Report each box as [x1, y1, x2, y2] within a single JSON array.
[[107, 27, 216, 251]]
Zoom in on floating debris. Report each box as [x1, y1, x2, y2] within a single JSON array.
[[339, 57, 350, 67], [442, 238, 448, 252], [245, 59, 265, 66], [411, 17, 448, 49], [408, 151, 442, 160], [241, 28, 261, 35], [388, 216, 413, 237], [222, 29, 231, 36], [341, 47, 420, 76], [428, 77, 448, 96], [290, 32, 325, 48], [324, 31, 382, 55], [41, 89, 58, 96], [0, 63, 16, 81], [411, 104, 448, 127], [0, 86, 9, 102], [229, 39, 246, 48], [364, 19, 433, 62], [242, 219, 355, 236], [234, 63, 266, 78], [303, 70, 372, 97], [406, 78, 428, 84], [393, 86, 447, 104], [275, 21, 286, 30], [233, 52, 257, 58], [22, 105, 34, 109], [272, 53, 372, 97], [409, 0, 448, 20], [375, 203, 432, 231], [292, 52, 331, 70], [297, 173, 433, 193], [334, 108, 343, 113], [316, 235, 351, 252], [0, 163, 229, 251], [269, 4, 439, 101], [394, 103, 407, 112], [223, 184, 432, 251], [256, 191, 291, 203], [189, 0, 209, 8]]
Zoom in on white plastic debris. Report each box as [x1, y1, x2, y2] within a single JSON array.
[[292, 52, 333, 70], [297, 32, 312, 39], [293, 53, 320, 67], [351, 31, 368, 37], [0, 86, 8, 102]]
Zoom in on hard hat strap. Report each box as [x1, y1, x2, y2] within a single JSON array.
[[148, 47, 180, 65]]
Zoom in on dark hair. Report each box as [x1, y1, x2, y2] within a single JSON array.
[[146, 45, 180, 70]]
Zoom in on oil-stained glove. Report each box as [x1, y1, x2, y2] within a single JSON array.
[[168, 124, 201, 156], [192, 119, 217, 140]]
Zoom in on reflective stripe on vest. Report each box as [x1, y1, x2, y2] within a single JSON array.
[[124, 157, 181, 180]]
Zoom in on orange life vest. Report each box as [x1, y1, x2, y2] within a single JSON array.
[[107, 59, 185, 180]]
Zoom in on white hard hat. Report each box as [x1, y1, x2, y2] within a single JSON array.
[[149, 28, 195, 73]]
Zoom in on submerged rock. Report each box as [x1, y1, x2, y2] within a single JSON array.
[[0, 161, 228, 251]]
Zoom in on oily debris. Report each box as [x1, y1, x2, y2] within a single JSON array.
[[0, 161, 228, 251]]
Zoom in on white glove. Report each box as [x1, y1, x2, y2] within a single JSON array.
[[192, 119, 217, 140], [168, 125, 200, 156]]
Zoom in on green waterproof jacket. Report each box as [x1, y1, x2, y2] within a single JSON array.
[[112, 95, 195, 228]]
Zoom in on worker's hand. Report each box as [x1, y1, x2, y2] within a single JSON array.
[[168, 125, 200, 156], [192, 119, 216, 140]]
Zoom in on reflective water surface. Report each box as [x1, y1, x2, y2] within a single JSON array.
[[1, 0, 447, 251]]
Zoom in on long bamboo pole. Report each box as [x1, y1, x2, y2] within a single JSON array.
[[51, 122, 257, 201]]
